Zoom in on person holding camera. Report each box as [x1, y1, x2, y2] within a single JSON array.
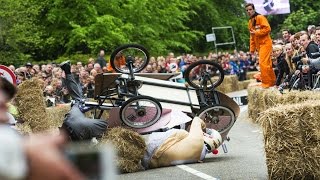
[[245, 3, 276, 88], [0, 77, 84, 180], [298, 34, 320, 73], [300, 33, 319, 58]]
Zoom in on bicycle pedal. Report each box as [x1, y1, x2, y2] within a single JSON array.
[[222, 143, 228, 153]]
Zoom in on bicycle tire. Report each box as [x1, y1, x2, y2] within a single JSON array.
[[197, 105, 235, 134], [110, 44, 150, 74], [184, 60, 224, 89], [120, 95, 162, 129]]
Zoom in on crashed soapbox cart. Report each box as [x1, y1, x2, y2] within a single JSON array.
[[84, 44, 240, 143]]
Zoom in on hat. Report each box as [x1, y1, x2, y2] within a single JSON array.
[[203, 128, 222, 151], [25, 62, 32, 67]]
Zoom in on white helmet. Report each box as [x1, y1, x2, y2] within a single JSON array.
[[203, 128, 222, 152]]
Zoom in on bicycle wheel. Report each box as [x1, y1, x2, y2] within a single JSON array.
[[184, 60, 224, 89], [120, 95, 162, 129], [197, 105, 235, 134], [110, 44, 150, 74]]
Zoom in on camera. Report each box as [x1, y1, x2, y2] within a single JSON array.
[[292, 54, 304, 63], [310, 52, 320, 59], [64, 142, 116, 180]]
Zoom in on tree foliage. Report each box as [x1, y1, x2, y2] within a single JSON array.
[[0, 0, 319, 65]]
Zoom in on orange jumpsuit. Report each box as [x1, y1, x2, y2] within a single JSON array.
[[106, 55, 126, 72], [248, 15, 276, 88]]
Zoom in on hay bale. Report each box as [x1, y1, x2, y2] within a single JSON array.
[[46, 104, 70, 129], [15, 78, 49, 132], [247, 86, 320, 122], [247, 71, 259, 79], [216, 75, 239, 93], [100, 127, 146, 173], [238, 79, 254, 90], [258, 101, 320, 179], [247, 86, 267, 122]]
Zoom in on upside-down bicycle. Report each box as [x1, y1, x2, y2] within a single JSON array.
[[84, 44, 239, 139]]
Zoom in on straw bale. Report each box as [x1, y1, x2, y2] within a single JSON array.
[[100, 127, 146, 172], [247, 87, 258, 121], [247, 71, 259, 80], [16, 123, 32, 135], [302, 145, 320, 178], [238, 79, 254, 90], [15, 78, 49, 132], [247, 86, 320, 122], [216, 75, 239, 93], [46, 104, 70, 129], [247, 86, 267, 122], [117, 158, 144, 173], [258, 101, 320, 179]]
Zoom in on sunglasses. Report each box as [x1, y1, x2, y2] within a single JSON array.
[[204, 141, 212, 151]]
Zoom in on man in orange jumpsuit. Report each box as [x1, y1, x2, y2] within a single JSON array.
[[246, 3, 276, 88], [106, 53, 126, 73]]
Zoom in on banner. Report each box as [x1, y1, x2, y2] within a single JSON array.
[[245, 0, 290, 15]]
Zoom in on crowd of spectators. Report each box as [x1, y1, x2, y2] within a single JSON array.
[[271, 25, 320, 91], [7, 24, 320, 106], [7, 49, 258, 107]]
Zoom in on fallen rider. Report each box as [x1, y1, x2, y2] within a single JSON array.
[[142, 116, 222, 169], [59, 60, 108, 141], [102, 116, 222, 173], [58, 60, 222, 170]]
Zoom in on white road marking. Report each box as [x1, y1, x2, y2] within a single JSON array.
[[177, 165, 220, 180], [240, 105, 248, 114]]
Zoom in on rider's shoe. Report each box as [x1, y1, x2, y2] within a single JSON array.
[[59, 60, 71, 74], [78, 104, 94, 113]]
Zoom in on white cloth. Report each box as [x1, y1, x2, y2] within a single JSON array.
[[6, 112, 16, 125], [0, 126, 27, 180]]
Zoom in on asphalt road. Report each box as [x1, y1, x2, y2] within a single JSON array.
[[117, 104, 269, 180]]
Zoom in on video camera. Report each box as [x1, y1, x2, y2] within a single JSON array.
[[292, 53, 305, 64], [293, 52, 320, 63], [310, 52, 320, 59]]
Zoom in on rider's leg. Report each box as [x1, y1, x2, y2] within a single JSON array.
[[62, 103, 108, 141], [60, 61, 84, 102], [59, 60, 108, 141]]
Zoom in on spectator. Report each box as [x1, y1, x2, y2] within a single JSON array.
[[44, 63, 53, 78], [245, 3, 276, 88], [96, 49, 107, 68], [41, 64, 46, 72], [90, 69, 98, 77], [307, 25, 316, 41], [284, 43, 297, 73], [86, 63, 94, 73], [8, 65, 15, 73], [94, 63, 102, 74], [0, 77, 84, 180], [299, 33, 320, 58], [273, 44, 290, 86], [282, 29, 291, 44], [238, 52, 249, 81], [76, 62, 83, 70], [315, 26, 320, 49]]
